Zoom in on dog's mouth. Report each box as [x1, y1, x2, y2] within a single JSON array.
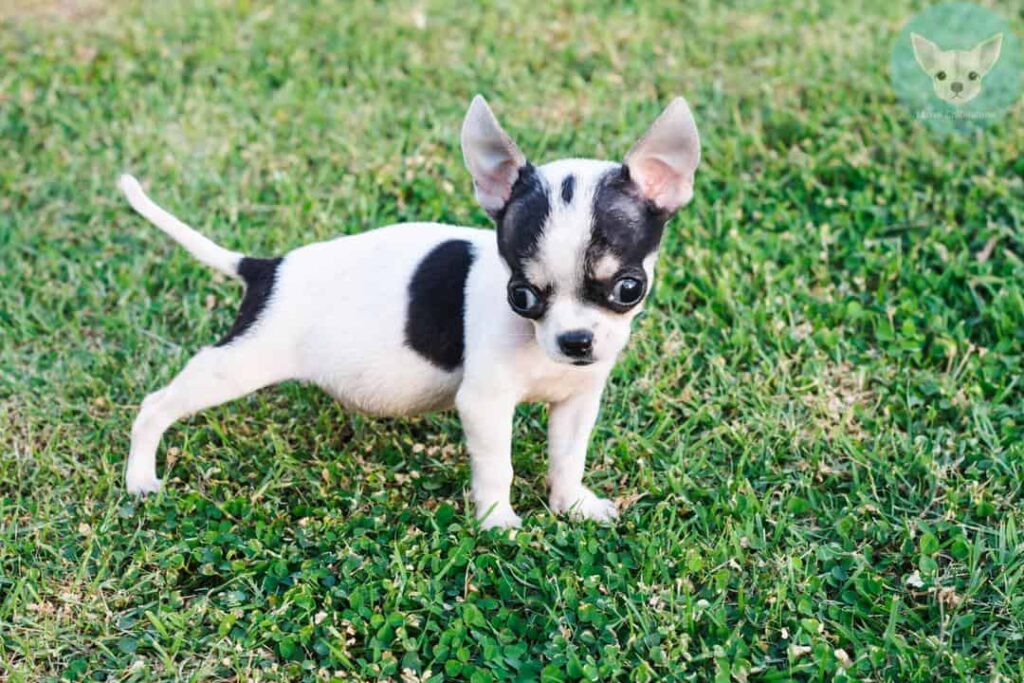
[[571, 359, 596, 367]]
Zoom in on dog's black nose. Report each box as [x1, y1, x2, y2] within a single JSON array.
[[951, 81, 964, 93], [557, 329, 594, 358]]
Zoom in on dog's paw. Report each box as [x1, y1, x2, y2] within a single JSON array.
[[125, 472, 163, 496], [477, 503, 523, 531], [550, 487, 619, 524]]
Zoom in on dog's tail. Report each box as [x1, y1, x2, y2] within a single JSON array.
[[118, 174, 243, 279]]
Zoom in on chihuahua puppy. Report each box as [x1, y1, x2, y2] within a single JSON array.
[[911, 32, 1003, 105], [119, 96, 700, 529]]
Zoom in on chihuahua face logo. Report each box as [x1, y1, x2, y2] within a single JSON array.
[[911, 33, 1003, 105]]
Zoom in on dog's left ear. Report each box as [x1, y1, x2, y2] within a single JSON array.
[[624, 97, 701, 214], [461, 95, 527, 216], [974, 33, 1003, 75]]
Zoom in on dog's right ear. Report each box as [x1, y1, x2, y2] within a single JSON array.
[[461, 95, 527, 216], [911, 33, 941, 73]]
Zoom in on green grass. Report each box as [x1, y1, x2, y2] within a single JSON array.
[[2, 0, 1023, 680]]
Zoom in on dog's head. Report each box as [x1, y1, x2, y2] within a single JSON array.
[[911, 32, 1003, 105], [461, 96, 700, 366]]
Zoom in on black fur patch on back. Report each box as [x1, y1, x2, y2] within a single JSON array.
[[405, 239, 476, 371], [560, 174, 575, 204], [493, 163, 551, 272], [216, 256, 283, 347]]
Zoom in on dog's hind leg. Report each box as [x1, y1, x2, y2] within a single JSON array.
[[125, 339, 291, 494]]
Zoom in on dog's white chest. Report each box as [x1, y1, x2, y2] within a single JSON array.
[[517, 351, 608, 404]]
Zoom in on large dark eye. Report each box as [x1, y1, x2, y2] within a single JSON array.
[[936, 71, 947, 81], [508, 284, 543, 317], [610, 277, 645, 307], [968, 71, 979, 81]]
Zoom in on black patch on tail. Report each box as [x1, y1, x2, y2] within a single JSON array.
[[405, 240, 475, 371], [216, 257, 283, 347]]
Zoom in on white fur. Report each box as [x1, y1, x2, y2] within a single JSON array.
[[121, 97, 700, 529]]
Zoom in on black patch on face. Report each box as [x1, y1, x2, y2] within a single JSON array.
[[560, 174, 575, 204], [217, 256, 283, 347], [581, 268, 648, 314], [405, 239, 475, 371], [583, 165, 669, 310], [492, 163, 550, 272], [506, 279, 552, 320], [591, 165, 669, 260]]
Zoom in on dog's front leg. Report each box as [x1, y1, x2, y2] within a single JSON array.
[[456, 385, 521, 529], [547, 380, 618, 523]]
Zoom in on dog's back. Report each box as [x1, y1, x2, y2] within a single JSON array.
[[276, 223, 498, 415]]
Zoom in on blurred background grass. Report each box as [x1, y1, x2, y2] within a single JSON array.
[[1, 1, 1023, 681]]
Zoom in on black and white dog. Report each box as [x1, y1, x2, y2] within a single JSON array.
[[119, 96, 700, 529]]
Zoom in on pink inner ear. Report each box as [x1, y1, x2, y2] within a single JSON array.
[[635, 157, 692, 212], [481, 159, 519, 200]]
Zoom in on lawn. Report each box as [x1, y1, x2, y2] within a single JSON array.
[[1, 0, 1023, 680]]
